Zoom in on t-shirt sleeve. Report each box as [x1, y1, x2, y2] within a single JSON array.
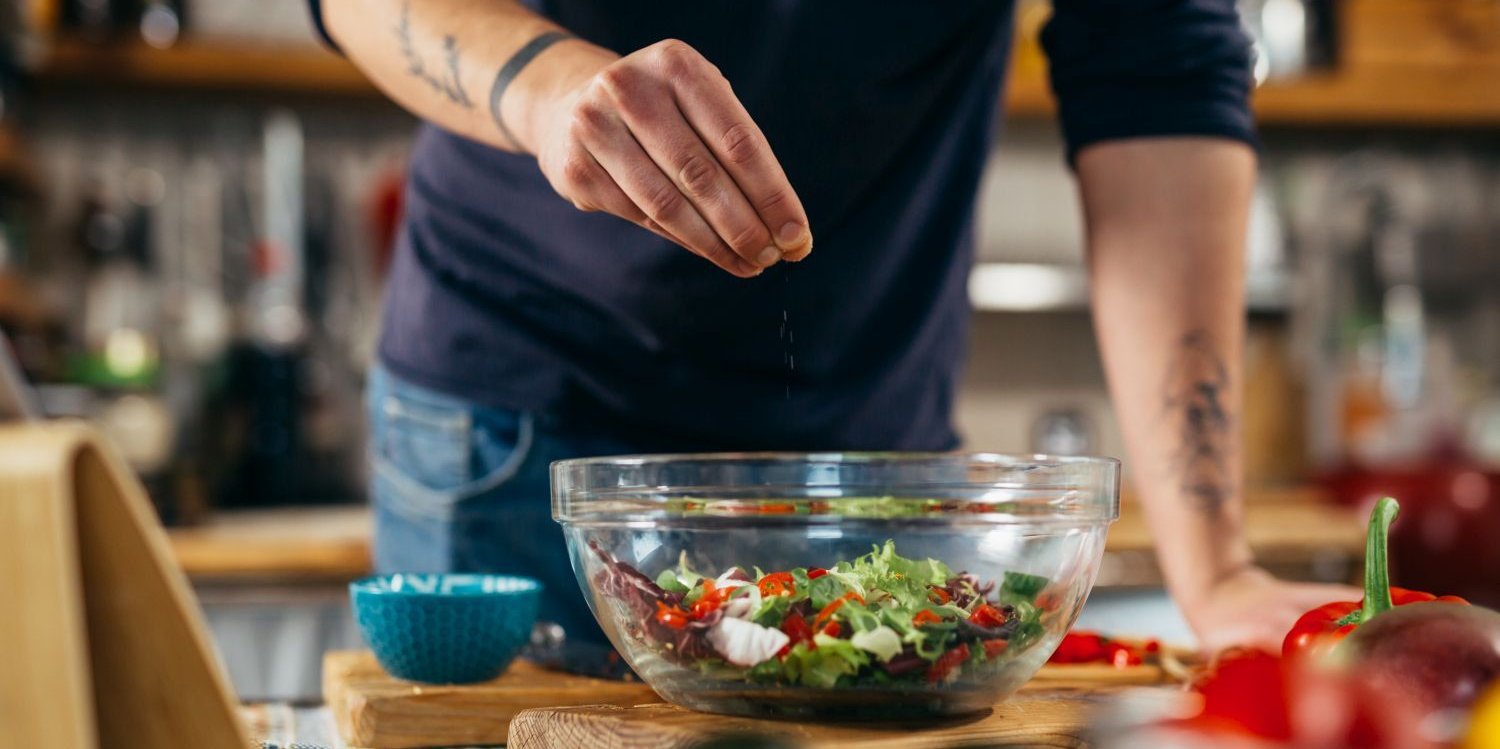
[[1040, 0, 1258, 164], [306, 0, 342, 53]]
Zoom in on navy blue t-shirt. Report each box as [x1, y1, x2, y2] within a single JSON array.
[[313, 1, 1255, 452]]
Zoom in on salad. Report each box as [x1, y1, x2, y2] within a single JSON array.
[[589, 540, 1051, 689]]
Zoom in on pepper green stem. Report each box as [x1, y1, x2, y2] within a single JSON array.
[[1358, 496, 1400, 623]]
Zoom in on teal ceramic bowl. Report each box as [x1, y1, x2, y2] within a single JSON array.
[[350, 573, 542, 684]]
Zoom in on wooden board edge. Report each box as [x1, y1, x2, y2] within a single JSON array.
[[0, 424, 102, 749]]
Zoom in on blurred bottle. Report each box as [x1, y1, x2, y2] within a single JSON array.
[[1293, 153, 1500, 608], [56, 0, 184, 46], [1239, 0, 1338, 84], [138, 0, 181, 49], [219, 112, 306, 508], [70, 171, 179, 521]]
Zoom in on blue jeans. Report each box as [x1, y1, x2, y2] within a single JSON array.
[[366, 365, 638, 644]]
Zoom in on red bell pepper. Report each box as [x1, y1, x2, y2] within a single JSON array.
[[1185, 648, 1293, 740], [968, 603, 1009, 629], [1283, 496, 1468, 659]]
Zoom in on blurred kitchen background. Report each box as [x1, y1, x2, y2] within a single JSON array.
[[0, 0, 1496, 702]]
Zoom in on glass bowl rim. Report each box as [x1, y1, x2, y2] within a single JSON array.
[[552, 450, 1121, 469], [552, 451, 1121, 524]]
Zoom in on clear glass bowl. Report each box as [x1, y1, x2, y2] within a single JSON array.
[[552, 452, 1119, 720]]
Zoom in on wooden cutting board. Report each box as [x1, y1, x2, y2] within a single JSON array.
[[322, 650, 659, 748], [508, 685, 1130, 749], [326, 649, 1189, 748]]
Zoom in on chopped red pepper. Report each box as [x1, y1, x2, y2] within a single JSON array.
[[982, 639, 1009, 658], [822, 621, 841, 637], [1108, 643, 1142, 668], [912, 609, 943, 626], [927, 643, 971, 683], [688, 579, 737, 619], [928, 586, 952, 604], [1048, 630, 1159, 668], [813, 591, 864, 630], [807, 567, 829, 580], [1035, 589, 1062, 612], [1049, 631, 1108, 663], [757, 502, 798, 514], [758, 571, 796, 598], [1282, 497, 1469, 659], [655, 601, 690, 630], [969, 603, 1009, 629]]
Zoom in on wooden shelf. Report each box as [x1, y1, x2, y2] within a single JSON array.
[[32, 37, 378, 97], [30, 0, 1500, 126], [1005, 66, 1500, 128], [1005, 0, 1500, 128]]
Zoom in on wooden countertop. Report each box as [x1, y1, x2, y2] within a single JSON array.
[[167, 487, 1364, 585], [168, 506, 371, 583]]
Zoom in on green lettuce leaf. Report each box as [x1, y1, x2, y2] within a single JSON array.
[[999, 571, 1048, 604]]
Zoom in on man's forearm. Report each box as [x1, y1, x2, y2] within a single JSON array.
[[321, 0, 616, 153], [1078, 138, 1258, 617]]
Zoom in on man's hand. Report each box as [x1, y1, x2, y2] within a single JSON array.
[[1186, 566, 1359, 655], [528, 40, 813, 278], [319, 0, 812, 278]]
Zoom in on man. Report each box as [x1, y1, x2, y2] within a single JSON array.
[[313, 0, 1353, 652]]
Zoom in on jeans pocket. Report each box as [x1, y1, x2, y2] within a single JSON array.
[[368, 373, 533, 523]]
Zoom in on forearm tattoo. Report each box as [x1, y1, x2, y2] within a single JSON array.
[[488, 31, 577, 149], [395, 0, 473, 108], [1163, 331, 1234, 514]]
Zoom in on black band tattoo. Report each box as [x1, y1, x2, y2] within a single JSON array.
[[489, 31, 577, 149], [1163, 331, 1233, 514], [395, 0, 473, 108]]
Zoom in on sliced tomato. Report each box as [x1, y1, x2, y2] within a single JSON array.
[[758, 571, 796, 598], [928, 586, 952, 604], [807, 568, 829, 580], [758, 502, 798, 514], [912, 609, 943, 626], [982, 639, 1009, 658], [778, 611, 815, 657], [969, 603, 1009, 629], [927, 643, 971, 684], [655, 601, 690, 630], [822, 621, 842, 638]]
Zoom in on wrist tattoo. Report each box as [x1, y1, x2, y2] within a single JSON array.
[[1163, 331, 1234, 514], [488, 31, 577, 149], [395, 0, 473, 109]]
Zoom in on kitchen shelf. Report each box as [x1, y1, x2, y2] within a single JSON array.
[[30, 37, 378, 97], [968, 263, 1289, 314], [1005, 66, 1500, 128], [30, 2, 1500, 129], [1008, 0, 1500, 127]]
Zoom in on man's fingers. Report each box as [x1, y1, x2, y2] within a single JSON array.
[[675, 70, 812, 261], [559, 149, 643, 219], [603, 66, 778, 269], [575, 108, 761, 278]]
